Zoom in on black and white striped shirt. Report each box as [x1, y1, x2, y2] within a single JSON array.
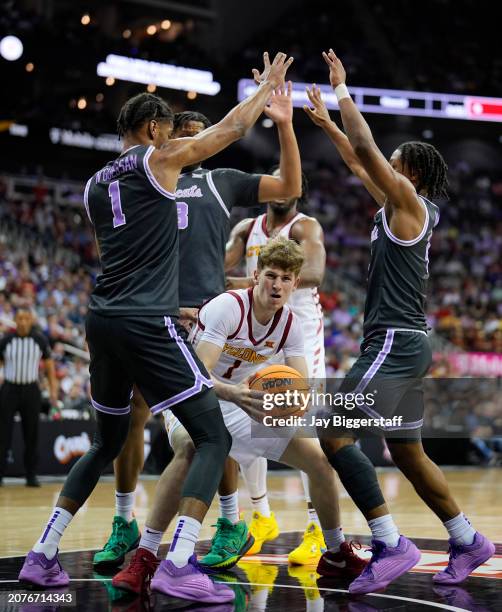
[[0, 331, 51, 384]]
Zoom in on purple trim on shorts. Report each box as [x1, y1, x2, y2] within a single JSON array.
[[169, 519, 185, 551], [354, 329, 395, 394], [151, 382, 202, 414], [40, 510, 60, 544], [149, 317, 213, 414], [165, 316, 213, 387], [91, 397, 131, 415], [143, 146, 176, 200]]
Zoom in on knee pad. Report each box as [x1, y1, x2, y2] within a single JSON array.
[[328, 445, 385, 514]]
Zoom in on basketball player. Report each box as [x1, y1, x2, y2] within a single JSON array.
[[302, 50, 495, 594], [112, 238, 366, 597], [94, 82, 303, 570], [18, 51, 294, 604], [225, 170, 328, 564]]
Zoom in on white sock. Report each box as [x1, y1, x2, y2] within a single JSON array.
[[166, 516, 201, 567], [242, 457, 268, 498], [322, 527, 345, 552], [300, 471, 311, 503], [241, 458, 271, 517], [33, 507, 73, 559], [251, 494, 271, 518], [219, 491, 240, 523], [300, 472, 321, 527], [139, 525, 163, 555], [444, 513, 476, 546], [368, 515, 400, 548], [115, 490, 135, 522]]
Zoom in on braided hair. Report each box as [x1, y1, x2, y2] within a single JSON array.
[[173, 111, 212, 132], [117, 93, 174, 137], [397, 141, 449, 199]]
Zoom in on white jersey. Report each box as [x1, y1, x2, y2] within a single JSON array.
[[191, 288, 304, 384], [245, 212, 325, 381]]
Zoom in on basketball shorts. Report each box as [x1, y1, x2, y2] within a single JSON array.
[[321, 329, 432, 441], [86, 311, 213, 416], [165, 399, 294, 467]]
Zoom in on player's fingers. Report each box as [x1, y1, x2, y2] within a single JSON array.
[[252, 68, 260, 79], [284, 56, 294, 69], [303, 105, 316, 120], [263, 51, 270, 67], [272, 51, 284, 65], [287, 80, 292, 96], [322, 51, 333, 66]]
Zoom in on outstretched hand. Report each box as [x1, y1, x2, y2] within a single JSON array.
[[264, 81, 293, 125], [252, 51, 294, 90], [303, 84, 332, 127], [322, 48, 346, 89]]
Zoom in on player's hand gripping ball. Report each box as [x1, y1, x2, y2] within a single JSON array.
[[248, 364, 310, 418]]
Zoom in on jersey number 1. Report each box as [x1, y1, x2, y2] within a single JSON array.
[[108, 180, 126, 228]]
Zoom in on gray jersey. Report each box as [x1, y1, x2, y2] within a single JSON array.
[[177, 167, 261, 307], [363, 196, 440, 338], [85, 144, 179, 316]]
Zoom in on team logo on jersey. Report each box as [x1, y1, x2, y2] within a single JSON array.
[[371, 226, 379, 242], [246, 245, 261, 257], [223, 343, 268, 365], [175, 185, 203, 198], [265, 340, 275, 348]]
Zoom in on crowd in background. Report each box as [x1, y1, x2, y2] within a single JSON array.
[[1, 142, 501, 464]]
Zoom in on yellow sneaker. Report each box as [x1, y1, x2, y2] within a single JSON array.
[[238, 560, 279, 594], [245, 511, 280, 555], [288, 521, 326, 565], [287, 565, 321, 601]]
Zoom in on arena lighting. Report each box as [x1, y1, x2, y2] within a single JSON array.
[[97, 54, 221, 95], [0, 35, 23, 61], [8, 123, 28, 137], [238, 79, 502, 123]]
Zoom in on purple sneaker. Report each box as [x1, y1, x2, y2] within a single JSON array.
[[433, 532, 495, 585], [348, 536, 420, 595], [150, 554, 235, 604], [18, 550, 70, 587]]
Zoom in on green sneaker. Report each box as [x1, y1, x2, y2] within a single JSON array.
[[199, 518, 255, 570], [93, 515, 140, 569]]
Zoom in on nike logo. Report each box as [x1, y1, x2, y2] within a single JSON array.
[[323, 558, 347, 568]]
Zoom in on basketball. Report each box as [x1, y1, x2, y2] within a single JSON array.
[[248, 364, 310, 419]]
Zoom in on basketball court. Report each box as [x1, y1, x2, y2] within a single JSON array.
[[1, 469, 500, 610]]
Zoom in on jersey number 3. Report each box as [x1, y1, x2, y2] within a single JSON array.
[[108, 180, 126, 228], [177, 202, 189, 229]]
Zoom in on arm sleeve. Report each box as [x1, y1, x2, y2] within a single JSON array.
[[211, 168, 262, 210], [199, 293, 243, 348], [282, 315, 305, 358]]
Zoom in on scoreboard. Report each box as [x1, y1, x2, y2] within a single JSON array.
[[238, 79, 502, 123]]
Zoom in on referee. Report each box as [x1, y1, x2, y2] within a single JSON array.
[[0, 308, 58, 487]]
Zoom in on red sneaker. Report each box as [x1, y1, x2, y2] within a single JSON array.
[[317, 541, 368, 578], [112, 547, 159, 594]]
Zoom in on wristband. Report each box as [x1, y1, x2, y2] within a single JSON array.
[[334, 83, 351, 102]]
